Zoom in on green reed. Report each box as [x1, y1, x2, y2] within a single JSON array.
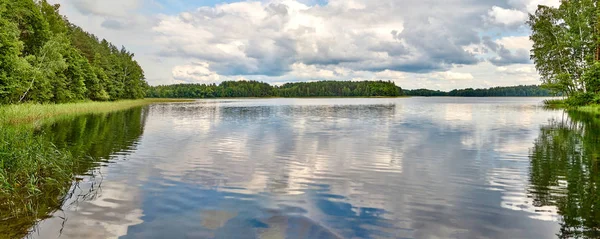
[[0, 99, 192, 126], [0, 99, 179, 238]]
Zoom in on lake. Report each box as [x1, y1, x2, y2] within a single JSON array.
[[7, 97, 600, 238]]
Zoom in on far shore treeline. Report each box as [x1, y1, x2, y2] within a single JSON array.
[[0, 0, 147, 104], [0, 0, 574, 106], [404, 85, 556, 97], [147, 81, 555, 98]]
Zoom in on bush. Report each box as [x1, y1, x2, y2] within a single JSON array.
[[566, 92, 595, 106], [543, 98, 567, 107]]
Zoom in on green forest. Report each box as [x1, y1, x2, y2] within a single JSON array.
[[147, 80, 404, 98], [405, 85, 556, 97], [528, 0, 600, 106], [148, 81, 554, 98], [0, 0, 147, 104]]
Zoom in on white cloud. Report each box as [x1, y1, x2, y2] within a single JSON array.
[[487, 6, 528, 26], [290, 63, 338, 79], [507, 0, 561, 13], [172, 62, 248, 83], [49, 0, 548, 89], [151, 0, 492, 77], [496, 36, 533, 50], [71, 0, 143, 17], [433, 71, 475, 81], [496, 65, 536, 75], [375, 70, 406, 79]]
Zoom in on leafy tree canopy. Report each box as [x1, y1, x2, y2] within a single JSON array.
[[0, 0, 147, 104], [528, 0, 600, 102]]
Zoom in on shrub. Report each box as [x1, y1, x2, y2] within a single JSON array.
[[566, 92, 595, 106]]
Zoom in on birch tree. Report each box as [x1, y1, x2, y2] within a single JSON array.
[[528, 0, 599, 96]]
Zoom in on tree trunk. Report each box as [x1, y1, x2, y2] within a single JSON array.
[[18, 77, 36, 103]]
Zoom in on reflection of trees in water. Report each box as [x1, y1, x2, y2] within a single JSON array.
[[40, 107, 148, 172], [0, 107, 147, 239], [529, 111, 600, 238]]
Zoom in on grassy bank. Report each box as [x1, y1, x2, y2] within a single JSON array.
[[543, 98, 600, 115], [0, 125, 74, 237], [0, 98, 193, 126], [543, 98, 568, 109], [575, 105, 600, 114]]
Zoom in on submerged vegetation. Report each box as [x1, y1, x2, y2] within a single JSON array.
[[0, 0, 147, 104], [0, 126, 73, 238], [0, 107, 147, 238], [528, 0, 600, 107]]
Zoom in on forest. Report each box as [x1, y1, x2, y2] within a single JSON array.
[[405, 85, 556, 97], [147, 80, 404, 98], [148, 81, 555, 98], [0, 0, 147, 104]]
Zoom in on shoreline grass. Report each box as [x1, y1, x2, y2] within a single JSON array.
[[0, 98, 193, 126], [542, 98, 600, 115], [575, 105, 600, 114], [0, 105, 154, 237]]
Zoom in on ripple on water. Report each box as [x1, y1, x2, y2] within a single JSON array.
[[25, 98, 570, 239]]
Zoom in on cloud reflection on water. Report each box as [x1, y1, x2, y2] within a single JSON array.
[[33, 98, 564, 239]]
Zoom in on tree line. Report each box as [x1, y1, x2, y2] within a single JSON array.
[[148, 81, 556, 98], [405, 85, 556, 97], [0, 0, 147, 104], [147, 80, 403, 98], [528, 0, 600, 105]]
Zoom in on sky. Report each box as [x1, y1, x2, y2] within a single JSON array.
[[47, 0, 560, 90]]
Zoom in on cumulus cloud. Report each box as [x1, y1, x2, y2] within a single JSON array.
[[482, 36, 531, 66], [496, 65, 536, 75], [432, 71, 475, 81], [496, 36, 533, 49], [375, 70, 406, 79], [50, 0, 553, 89], [101, 19, 127, 30], [507, 0, 561, 13], [172, 62, 227, 83], [486, 6, 528, 26], [71, 0, 142, 17], [152, 0, 500, 77], [495, 64, 539, 84]]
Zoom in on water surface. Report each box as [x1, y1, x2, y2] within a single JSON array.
[[19, 98, 600, 238]]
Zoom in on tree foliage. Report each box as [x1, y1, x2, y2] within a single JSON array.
[[149, 82, 556, 99], [278, 81, 402, 97], [0, 0, 147, 104], [147, 80, 403, 98], [528, 0, 600, 98], [405, 85, 556, 97]]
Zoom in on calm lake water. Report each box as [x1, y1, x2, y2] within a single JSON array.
[[13, 97, 600, 238]]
